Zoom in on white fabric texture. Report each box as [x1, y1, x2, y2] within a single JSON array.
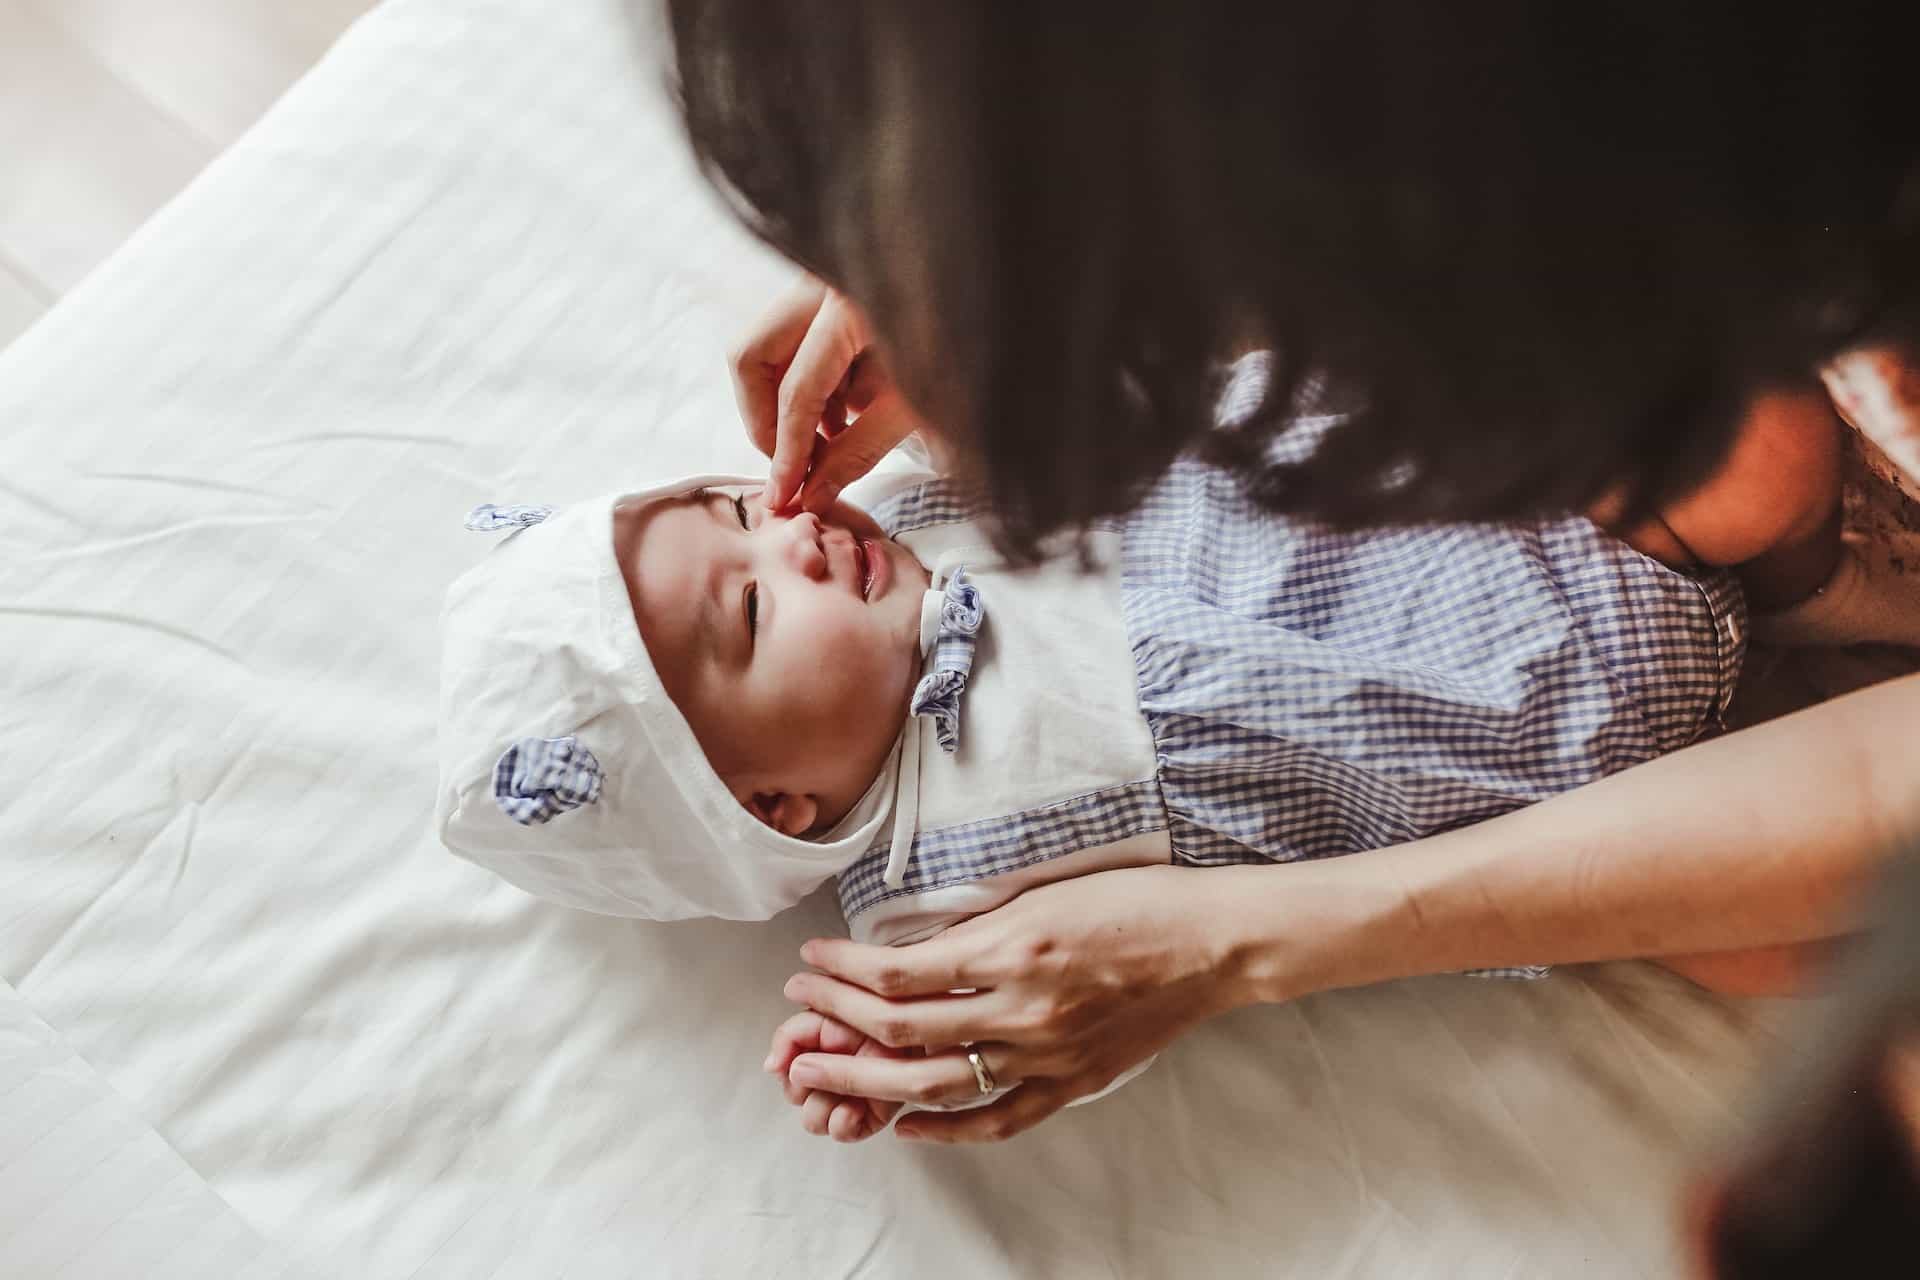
[[0, 981, 311, 1279], [0, 0, 1793, 1275]]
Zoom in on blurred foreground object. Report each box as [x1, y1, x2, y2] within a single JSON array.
[[1698, 839, 1920, 1277]]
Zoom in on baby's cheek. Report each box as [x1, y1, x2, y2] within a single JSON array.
[[804, 614, 910, 706], [791, 614, 875, 687]]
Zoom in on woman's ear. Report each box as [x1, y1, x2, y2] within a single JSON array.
[[746, 791, 820, 837]]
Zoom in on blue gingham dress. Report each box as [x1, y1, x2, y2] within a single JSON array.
[[839, 459, 1744, 974], [1123, 459, 1743, 868]]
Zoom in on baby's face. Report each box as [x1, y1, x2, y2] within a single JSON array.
[[616, 488, 930, 837]]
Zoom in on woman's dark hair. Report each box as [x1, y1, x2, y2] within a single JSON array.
[[665, 0, 1920, 556]]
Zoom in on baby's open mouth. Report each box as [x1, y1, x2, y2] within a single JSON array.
[[856, 537, 875, 600]]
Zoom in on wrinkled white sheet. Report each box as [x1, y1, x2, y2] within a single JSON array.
[[0, 1, 1791, 1274], [0, 981, 308, 1278]]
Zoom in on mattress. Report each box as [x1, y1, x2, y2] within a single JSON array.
[[0, 1, 1792, 1274]]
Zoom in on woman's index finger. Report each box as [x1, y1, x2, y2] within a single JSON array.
[[734, 278, 827, 456], [800, 935, 977, 997]]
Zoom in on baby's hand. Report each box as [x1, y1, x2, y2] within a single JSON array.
[[765, 1010, 906, 1142]]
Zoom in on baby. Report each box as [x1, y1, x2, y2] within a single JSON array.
[[435, 355, 1866, 1133]]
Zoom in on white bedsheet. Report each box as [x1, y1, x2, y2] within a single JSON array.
[[0, 980, 308, 1278], [1, 1, 1791, 1274]]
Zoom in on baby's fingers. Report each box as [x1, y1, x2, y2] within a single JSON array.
[[827, 1098, 878, 1143], [867, 1096, 905, 1131], [800, 1090, 841, 1137], [765, 1009, 832, 1075], [817, 1015, 874, 1056]]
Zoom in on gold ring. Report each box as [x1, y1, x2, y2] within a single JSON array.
[[966, 1045, 997, 1096]]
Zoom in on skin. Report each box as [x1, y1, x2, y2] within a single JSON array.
[[615, 487, 929, 836], [1594, 382, 1846, 611]]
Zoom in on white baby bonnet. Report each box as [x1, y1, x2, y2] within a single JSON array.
[[434, 474, 896, 921]]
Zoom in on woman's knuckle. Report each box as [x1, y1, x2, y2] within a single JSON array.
[[877, 1017, 915, 1048], [872, 964, 910, 996]]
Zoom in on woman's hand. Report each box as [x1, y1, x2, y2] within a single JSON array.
[[732, 278, 920, 514], [779, 866, 1262, 1143]]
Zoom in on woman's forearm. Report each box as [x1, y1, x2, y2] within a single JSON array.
[[1218, 672, 1920, 1004]]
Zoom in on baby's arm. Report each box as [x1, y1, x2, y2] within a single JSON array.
[[766, 1010, 906, 1142]]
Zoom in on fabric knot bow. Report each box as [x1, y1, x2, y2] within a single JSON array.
[[465, 503, 555, 532], [493, 734, 603, 825], [909, 568, 985, 754]]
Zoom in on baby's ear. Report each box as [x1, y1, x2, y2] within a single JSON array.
[[746, 792, 820, 838]]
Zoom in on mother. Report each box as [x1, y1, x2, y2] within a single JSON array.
[[664, 0, 1920, 1141]]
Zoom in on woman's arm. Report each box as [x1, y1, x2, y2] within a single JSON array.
[[1248, 670, 1919, 996], [780, 672, 1920, 1142]]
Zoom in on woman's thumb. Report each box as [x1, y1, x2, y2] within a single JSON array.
[[798, 394, 920, 513]]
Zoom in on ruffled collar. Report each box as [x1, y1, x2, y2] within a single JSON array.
[[880, 550, 988, 888]]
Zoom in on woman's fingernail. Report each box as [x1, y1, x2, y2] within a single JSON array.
[[782, 976, 804, 1001], [799, 941, 821, 965], [789, 1061, 822, 1087]]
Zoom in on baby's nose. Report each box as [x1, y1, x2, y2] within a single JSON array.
[[779, 511, 828, 578]]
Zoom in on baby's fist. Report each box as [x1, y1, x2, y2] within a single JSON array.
[[766, 1010, 906, 1142]]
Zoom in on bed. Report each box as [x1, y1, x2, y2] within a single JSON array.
[[1, 1, 1796, 1274]]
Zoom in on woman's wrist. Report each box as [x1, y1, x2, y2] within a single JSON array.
[[1194, 861, 1399, 1009]]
